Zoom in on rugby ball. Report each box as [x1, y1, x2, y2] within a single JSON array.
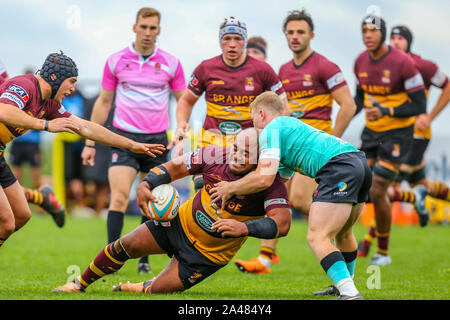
[[147, 184, 180, 222]]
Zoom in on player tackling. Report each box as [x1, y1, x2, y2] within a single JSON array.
[[52, 128, 291, 294]]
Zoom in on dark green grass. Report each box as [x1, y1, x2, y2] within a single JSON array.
[[0, 215, 448, 300]]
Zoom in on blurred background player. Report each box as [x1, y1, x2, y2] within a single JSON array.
[[235, 9, 357, 274], [353, 15, 427, 266], [358, 25, 450, 257], [171, 16, 288, 194], [52, 128, 291, 295], [81, 7, 186, 274], [246, 36, 267, 62], [0, 51, 165, 250]]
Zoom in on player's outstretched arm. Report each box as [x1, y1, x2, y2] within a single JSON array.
[[69, 115, 165, 157], [210, 158, 279, 208], [0, 103, 79, 133], [168, 90, 199, 152]]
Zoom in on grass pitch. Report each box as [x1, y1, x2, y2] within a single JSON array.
[[0, 214, 448, 300]]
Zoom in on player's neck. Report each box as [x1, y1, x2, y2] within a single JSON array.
[[222, 53, 247, 67], [292, 47, 313, 66], [368, 43, 389, 60], [134, 43, 155, 58], [36, 75, 52, 100]]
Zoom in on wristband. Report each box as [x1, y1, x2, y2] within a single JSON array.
[[84, 145, 95, 149], [143, 165, 172, 189], [44, 120, 49, 131], [244, 217, 278, 239]]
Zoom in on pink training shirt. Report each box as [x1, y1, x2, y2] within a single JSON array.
[[101, 43, 186, 134]]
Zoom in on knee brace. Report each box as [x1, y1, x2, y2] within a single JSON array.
[[110, 239, 131, 261], [408, 167, 426, 184], [373, 163, 398, 182], [393, 170, 410, 183]]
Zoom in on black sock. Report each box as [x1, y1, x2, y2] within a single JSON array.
[[139, 215, 149, 264], [107, 210, 124, 244]]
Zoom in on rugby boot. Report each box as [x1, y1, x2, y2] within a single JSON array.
[[369, 253, 392, 266], [234, 257, 271, 274], [52, 278, 84, 293], [39, 185, 66, 228], [357, 240, 371, 258], [336, 293, 364, 300], [271, 252, 281, 264], [313, 285, 340, 296]]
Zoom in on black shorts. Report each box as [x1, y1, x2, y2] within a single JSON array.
[[0, 155, 17, 188], [9, 142, 41, 167], [64, 142, 83, 181], [145, 215, 225, 290], [360, 125, 414, 164], [406, 138, 429, 166], [109, 128, 169, 173], [313, 151, 372, 204]]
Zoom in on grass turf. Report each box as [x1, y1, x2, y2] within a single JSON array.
[[0, 214, 448, 300]]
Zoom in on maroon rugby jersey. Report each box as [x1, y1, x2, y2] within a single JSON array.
[[188, 55, 284, 147], [410, 53, 449, 139], [279, 52, 347, 133], [177, 145, 289, 264], [354, 47, 425, 132], [410, 53, 448, 92], [0, 74, 71, 145]]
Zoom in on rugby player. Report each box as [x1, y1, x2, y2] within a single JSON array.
[[0, 52, 165, 250], [52, 128, 291, 294], [81, 7, 186, 274], [247, 36, 267, 61], [0, 62, 66, 227], [171, 16, 288, 193], [353, 16, 427, 266], [210, 92, 371, 300], [236, 9, 357, 274], [358, 25, 450, 257]]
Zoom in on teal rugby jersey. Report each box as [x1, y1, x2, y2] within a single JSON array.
[[259, 116, 358, 179]]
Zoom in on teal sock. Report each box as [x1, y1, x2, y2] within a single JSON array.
[[320, 251, 352, 285], [342, 250, 357, 277]]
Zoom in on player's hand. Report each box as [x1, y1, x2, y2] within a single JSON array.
[[47, 118, 80, 134], [415, 113, 431, 131], [81, 146, 96, 166], [137, 181, 157, 219], [365, 106, 383, 121], [130, 142, 165, 158], [212, 218, 247, 238], [167, 123, 190, 153], [210, 181, 233, 209]]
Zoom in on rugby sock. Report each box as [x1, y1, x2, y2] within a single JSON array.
[[342, 250, 358, 278], [258, 246, 275, 268], [320, 251, 359, 296], [107, 210, 124, 244], [391, 188, 415, 203], [139, 215, 149, 265], [360, 220, 377, 253], [23, 188, 44, 205], [429, 180, 450, 202], [77, 241, 130, 290], [376, 231, 390, 256]]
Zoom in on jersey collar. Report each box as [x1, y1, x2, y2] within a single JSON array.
[[129, 42, 158, 62]]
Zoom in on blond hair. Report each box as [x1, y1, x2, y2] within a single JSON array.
[[250, 91, 284, 115], [136, 7, 161, 23]]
